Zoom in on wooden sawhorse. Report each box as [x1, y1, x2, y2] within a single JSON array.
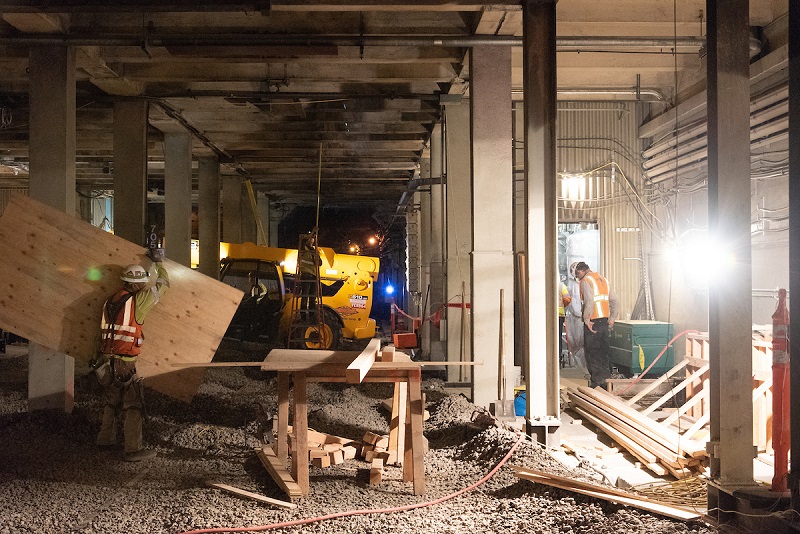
[[260, 340, 425, 497]]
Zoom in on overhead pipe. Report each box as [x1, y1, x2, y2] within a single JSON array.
[[642, 85, 790, 158], [643, 103, 788, 167], [0, 33, 725, 53], [645, 120, 790, 182]]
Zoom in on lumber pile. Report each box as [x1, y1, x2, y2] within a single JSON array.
[[565, 386, 709, 478]]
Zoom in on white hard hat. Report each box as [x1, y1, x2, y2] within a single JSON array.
[[120, 264, 149, 283], [569, 262, 579, 280]]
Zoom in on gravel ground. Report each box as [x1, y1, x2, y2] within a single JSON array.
[[0, 343, 715, 534]]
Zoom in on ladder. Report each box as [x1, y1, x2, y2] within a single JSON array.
[[286, 228, 327, 349]]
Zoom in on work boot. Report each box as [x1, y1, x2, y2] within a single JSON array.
[[124, 448, 157, 462]]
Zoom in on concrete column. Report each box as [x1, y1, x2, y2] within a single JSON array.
[[164, 132, 192, 267], [27, 45, 76, 413], [222, 176, 243, 243], [418, 157, 432, 356], [444, 100, 472, 382], [241, 189, 257, 244], [77, 185, 92, 223], [522, 0, 560, 427], [429, 122, 446, 359], [706, 0, 755, 491], [406, 193, 421, 305], [470, 46, 515, 410], [113, 100, 149, 245], [257, 192, 271, 246], [269, 205, 280, 247], [198, 155, 220, 279], [28, 46, 76, 215], [789, 0, 800, 510]]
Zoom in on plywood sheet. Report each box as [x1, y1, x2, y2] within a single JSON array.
[[0, 194, 243, 402]]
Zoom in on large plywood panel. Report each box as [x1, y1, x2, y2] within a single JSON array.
[[0, 194, 243, 402]]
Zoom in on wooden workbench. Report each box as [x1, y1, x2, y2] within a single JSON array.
[[261, 339, 426, 496]]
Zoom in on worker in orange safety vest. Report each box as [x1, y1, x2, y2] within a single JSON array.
[[574, 261, 619, 390], [94, 247, 169, 461]]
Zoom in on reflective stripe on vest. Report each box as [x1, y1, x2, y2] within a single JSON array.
[[583, 272, 610, 319], [100, 290, 144, 356]]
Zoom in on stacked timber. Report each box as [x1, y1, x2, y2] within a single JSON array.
[[565, 386, 709, 478], [283, 426, 362, 467]]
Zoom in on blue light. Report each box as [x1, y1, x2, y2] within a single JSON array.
[[385, 284, 395, 295]]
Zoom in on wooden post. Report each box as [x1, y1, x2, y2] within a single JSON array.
[[408, 368, 425, 495], [276, 372, 289, 464], [291, 372, 309, 495]]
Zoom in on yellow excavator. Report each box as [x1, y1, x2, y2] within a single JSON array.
[[219, 241, 379, 350]]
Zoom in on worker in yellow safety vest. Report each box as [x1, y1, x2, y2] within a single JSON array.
[[558, 280, 572, 367], [574, 261, 619, 390]]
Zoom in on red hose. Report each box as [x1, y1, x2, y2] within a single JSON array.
[[181, 432, 526, 534], [611, 329, 702, 397]]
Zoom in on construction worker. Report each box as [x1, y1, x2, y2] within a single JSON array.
[[574, 261, 619, 390], [95, 248, 169, 461], [247, 271, 267, 299], [558, 279, 572, 367], [297, 229, 320, 315]]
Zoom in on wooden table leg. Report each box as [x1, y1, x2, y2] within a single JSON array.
[[290, 371, 309, 495], [276, 372, 289, 464], [408, 369, 425, 495], [387, 381, 407, 466]]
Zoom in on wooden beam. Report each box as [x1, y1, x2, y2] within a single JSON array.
[[205, 480, 297, 509], [640, 363, 710, 416], [346, 337, 381, 383], [291, 371, 309, 495], [625, 359, 690, 405], [510, 467, 701, 521], [577, 386, 707, 458], [0, 194, 242, 403], [256, 446, 303, 500], [569, 391, 681, 467]]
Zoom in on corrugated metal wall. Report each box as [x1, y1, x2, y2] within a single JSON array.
[[555, 101, 645, 319]]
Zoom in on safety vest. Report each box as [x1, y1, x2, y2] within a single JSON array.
[[558, 283, 571, 317], [581, 271, 610, 320], [100, 290, 144, 357]]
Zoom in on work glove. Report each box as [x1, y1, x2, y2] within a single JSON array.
[[148, 247, 165, 263]]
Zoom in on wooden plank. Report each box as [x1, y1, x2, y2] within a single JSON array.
[[0, 194, 243, 403], [625, 359, 690, 405], [291, 371, 309, 495], [205, 480, 297, 509], [661, 387, 708, 427], [276, 372, 289, 464], [511, 468, 701, 521], [571, 389, 682, 464], [571, 405, 659, 466], [256, 446, 302, 499], [408, 368, 425, 495], [388, 381, 407, 466], [575, 408, 668, 478], [641, 363, 710, 416], [578, 386, 707, 458], [346, 337, 381, 383], [682, 412, 710, 441]]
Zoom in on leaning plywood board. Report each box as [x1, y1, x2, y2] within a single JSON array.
[[0, 194, 243, 402]]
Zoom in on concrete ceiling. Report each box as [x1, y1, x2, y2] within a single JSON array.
[[0, 0, 789, 221]]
